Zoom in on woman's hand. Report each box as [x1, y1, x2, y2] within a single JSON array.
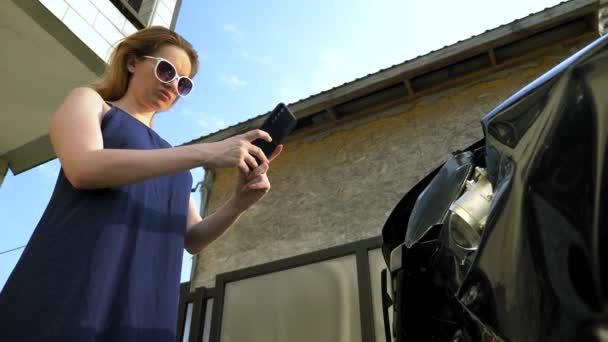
[[228, 144, 283, 212], [196, 129, 272, 174]]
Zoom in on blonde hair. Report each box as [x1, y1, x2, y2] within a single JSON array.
[[91, 26, 199, 101]]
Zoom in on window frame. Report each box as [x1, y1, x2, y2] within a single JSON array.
[[210, 236, 382, 342]]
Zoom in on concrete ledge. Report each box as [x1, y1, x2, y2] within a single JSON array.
[[0, 159, 9, 188], [10, 0, 105, 76], [2, 135, 55, 176]]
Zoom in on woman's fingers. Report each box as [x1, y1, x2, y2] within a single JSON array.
[[232, 130, 282, 173], [238, 160, 251, 175], [268, 144, 283, 162], [248, 143, 269, 165], [243, 129, 272, 143], [242, 174, 269, 191], [243, 153, 259, 172], [246, 163, 268, 181]]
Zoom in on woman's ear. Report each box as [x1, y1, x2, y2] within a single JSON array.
[[126, 55, 138, 74]]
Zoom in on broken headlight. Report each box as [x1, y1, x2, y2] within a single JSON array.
[[448, 167, 494, 251]]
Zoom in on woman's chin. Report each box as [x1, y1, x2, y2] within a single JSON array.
[[150, 98, 171, 112]]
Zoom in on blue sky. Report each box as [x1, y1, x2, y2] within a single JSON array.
[[0, 0, 563, 289]]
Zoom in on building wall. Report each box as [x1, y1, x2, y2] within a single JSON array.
[[38, 0, 177, 62], [190, 44, 591, 289]]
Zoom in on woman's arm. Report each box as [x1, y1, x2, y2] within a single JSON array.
[[50, 87, 271, 189], [184, 195, 242, 255], [184, 157, 278, 255]]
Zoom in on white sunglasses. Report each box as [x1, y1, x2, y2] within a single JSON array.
[[143, 55, 194, 97]]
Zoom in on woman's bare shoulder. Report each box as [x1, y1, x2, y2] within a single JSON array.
[[62, 87, 109, 121], [66, 86, 103, 101]]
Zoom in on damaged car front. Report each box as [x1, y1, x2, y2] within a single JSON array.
[[381, 32, 608, 341]]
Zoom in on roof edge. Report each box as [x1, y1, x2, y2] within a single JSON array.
[[185, 0, 599, 145]]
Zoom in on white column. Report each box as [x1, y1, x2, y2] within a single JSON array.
[[599, 0, 608, 35]]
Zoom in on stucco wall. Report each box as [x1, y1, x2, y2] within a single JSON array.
[[192, 49, 585, 288]]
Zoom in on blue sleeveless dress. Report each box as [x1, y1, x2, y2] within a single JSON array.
[[0, 105, 193, 341]]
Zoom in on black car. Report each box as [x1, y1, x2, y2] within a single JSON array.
[[381, 31, 608, 341]]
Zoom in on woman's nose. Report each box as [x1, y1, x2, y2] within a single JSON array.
[[165, 78, 179, 94]]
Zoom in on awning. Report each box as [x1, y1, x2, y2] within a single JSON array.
[[0, 0, 105, 175]]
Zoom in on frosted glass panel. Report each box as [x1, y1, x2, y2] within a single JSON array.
[[202, 298, 213, 342], [369, 248, 393, 342], [182, 302, 193, 342], [220, 254, 361, 342]]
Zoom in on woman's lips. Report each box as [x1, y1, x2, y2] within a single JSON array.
[[159, 90, 172, 102]]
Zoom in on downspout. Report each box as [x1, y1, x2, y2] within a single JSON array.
[[189, 168, 215, 292]]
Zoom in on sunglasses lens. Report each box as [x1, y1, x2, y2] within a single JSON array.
[[156, 60, 176, 82], [177, 78, 193, 96]]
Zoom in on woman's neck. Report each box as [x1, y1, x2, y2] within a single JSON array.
[[111, 96, 156, 128]]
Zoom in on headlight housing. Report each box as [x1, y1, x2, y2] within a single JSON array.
[[449, 167, 494, 250]]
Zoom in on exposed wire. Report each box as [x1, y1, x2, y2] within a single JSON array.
[[0, 245, 26, 255]]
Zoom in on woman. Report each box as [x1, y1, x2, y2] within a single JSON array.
[[0, 26, 281, 341]]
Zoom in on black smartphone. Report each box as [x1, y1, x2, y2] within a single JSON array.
[[252, 102, 297, 163]]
